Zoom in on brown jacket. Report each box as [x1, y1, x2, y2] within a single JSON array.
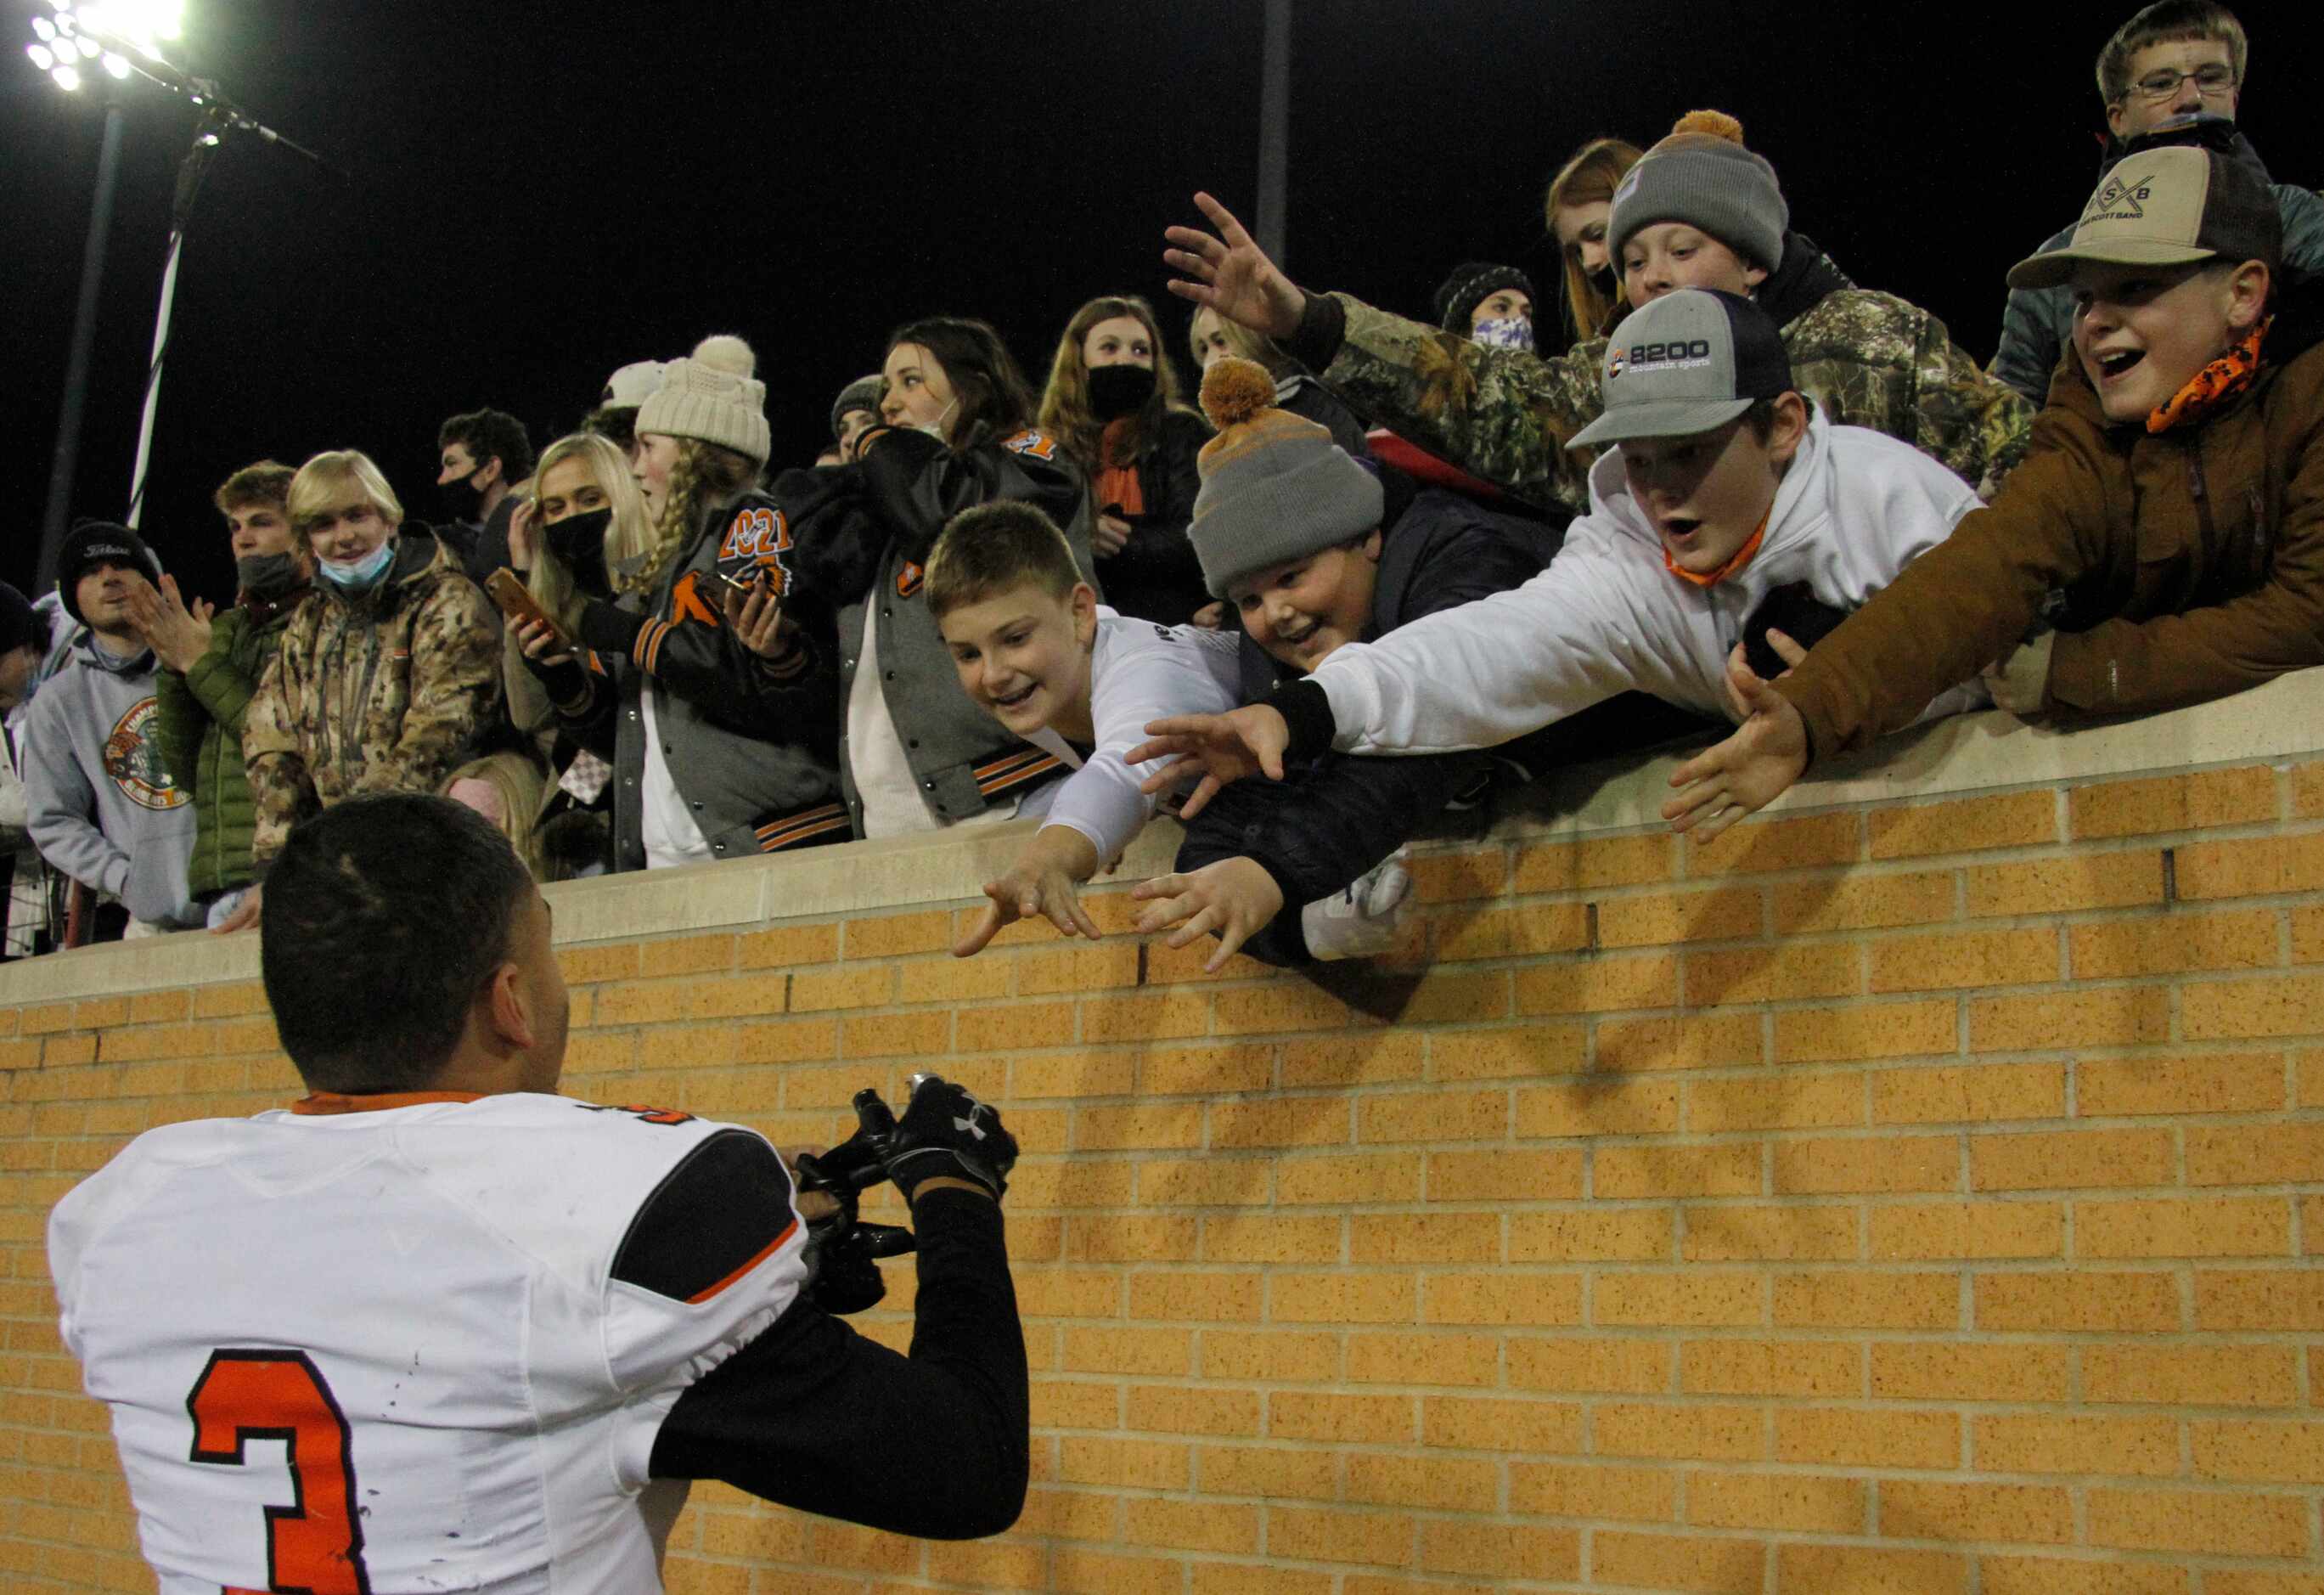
[[245, 528, 502, 866], [1780, 288, 2324, 759]]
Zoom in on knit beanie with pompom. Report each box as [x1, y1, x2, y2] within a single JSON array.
[[1185, 357, 1383, 599], [1607, 109, 1788, 274], [634, 333, 771, 465]]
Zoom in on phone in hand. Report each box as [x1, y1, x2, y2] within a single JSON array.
[[485, 567, 569, 649]]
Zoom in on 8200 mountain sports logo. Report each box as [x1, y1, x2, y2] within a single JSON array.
[[103, 697, 188, 811]]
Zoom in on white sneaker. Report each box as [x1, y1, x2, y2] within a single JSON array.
[[1300, 847, 1413, 961]]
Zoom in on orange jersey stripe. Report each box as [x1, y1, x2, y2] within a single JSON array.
[[684, 1215, 801, 1305]]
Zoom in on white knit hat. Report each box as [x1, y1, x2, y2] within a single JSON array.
[[634, 335, 770, 465]]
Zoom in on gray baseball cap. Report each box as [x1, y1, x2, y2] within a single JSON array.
[[2006, 144, 2282, 290], [1569, 288, 1794, 449]]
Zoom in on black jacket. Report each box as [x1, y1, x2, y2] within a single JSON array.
[[1093, 408, 1213, 626], [1173, 469, 1562, 964]]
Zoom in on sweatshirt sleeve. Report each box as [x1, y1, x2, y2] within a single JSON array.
[[1305, 541, 1662, 756], [1314, 294, 1606, 516], [21, 689, 131, 899], [1044, 627, 1241, 862]]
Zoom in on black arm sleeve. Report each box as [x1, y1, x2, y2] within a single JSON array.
[[649, 1188, 1028, 1541], [1287, 291, 1349, 375]]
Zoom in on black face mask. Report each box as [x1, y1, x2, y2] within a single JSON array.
[[1087, 363, 1158, 421], [235, 552, 305, 600], [1589, 264, 1618, 300], [441, 471, 484, 521], [544, 507, 613, 596]]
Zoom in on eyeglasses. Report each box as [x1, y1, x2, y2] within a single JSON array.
[[2130, 63, 2237, 102]]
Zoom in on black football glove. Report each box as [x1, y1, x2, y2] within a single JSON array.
[[881, 1074, 1017, 1203]]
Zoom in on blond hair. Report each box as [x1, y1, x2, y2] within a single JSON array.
[[1188, 305, 1298, 380], [627, 439, 757, 595], [527, 432, 654, 628], [438, 750, 548, 880], [288, 449, 403, 534]]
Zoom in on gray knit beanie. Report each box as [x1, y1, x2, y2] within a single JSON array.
[[830, 373, 886, 438], [1607, 110, 1787, 274], [1187, 358, 1383, 599], [634, 335, 771, 465]]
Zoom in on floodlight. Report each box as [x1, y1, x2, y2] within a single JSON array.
[[101, 51, 127, 78], [27, 42, 53, 69], [31, 15, 55, 41], [76, 35, 99, 58], [52, 62, 80, 88]]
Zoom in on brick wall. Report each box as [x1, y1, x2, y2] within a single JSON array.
[[7, 744, 2324, 1592]]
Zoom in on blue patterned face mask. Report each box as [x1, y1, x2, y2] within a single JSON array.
[[1471, 315, 1535, 354], [318, 538, 396, 591]]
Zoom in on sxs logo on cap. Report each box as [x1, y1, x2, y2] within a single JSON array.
[[2084, 171, 2157, 223], [1612, 338, 1716, 376]]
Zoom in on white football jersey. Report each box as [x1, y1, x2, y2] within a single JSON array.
[[49, 1091, 809, 1594]]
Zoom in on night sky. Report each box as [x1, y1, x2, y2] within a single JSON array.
[[2, 0, 2306, 606]]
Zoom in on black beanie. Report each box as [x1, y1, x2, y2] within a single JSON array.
[[0, 582, 42, 656], [55, 520, 162, 625], [1433, 262, 1537, 332]]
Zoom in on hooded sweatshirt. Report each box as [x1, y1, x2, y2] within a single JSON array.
[[21, 634, 200, 927], [1275, 409, 1988, 759]]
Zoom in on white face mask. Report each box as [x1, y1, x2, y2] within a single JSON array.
[[1471, 315, 1536, 354], [914, 397, 959, 443]]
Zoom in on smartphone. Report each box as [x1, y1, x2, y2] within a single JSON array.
[[485, 568, 566, 645]]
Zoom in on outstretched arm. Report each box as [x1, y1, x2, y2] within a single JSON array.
[[1162, 191, 1310, 341], [1662, 651, 1809, 840]]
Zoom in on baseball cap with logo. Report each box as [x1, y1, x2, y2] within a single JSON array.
[[2006, 144, 2282, 290], [1569, 288, 1793, 449]]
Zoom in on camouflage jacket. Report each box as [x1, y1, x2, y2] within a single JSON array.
[[1312, 279, 2034, 511], [244, 527, 501, 868]]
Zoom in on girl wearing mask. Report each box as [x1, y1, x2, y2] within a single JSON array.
[[1188, 306, 1369, 458], [1432, 263, 1537, 352], [515, 342, 847, 873], [240, 449, 502, 885], [1038, 294, 1215, 627], [1544, 136, 1642, 345], [782, 315, 1095, 837]]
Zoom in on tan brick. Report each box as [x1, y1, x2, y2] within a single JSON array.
[[1139, 1158, 1271, 1208], [1591, 1530, 1764, 1595], [2071, 909, 2281, 979], [1265, 1505, 1418, 1570], [1775, 1000, 1955, 1063], [1688, 1469, 1866, 1533], [1594, 1014, 1760, 1076], [1776, 1544, 1968, 1593], [1060, 1327, 1191, 1377], [1268, 1390, 1415, 1446], [1969, 1126, 2174, 1190], [1981, 1560, 2187, 1595], [1201, 1215, 1342, 1265], [1682, 1204, 1858, 1262], [1200, 1330, 1337, 1383], [2177, 831, 2324, 900], [1076, 1102, 1204, 1151], [1125, 1496, 1258, 1555], [1686, 1073, 1863, 1133], [1967, 849, 2167, 916], [2197, 1269, 2324, 1329], [1066, 1214, 1196, 1263], [2077, 1195, 2292, 1259], [1680, 1339, 1860, 1398], [1870, 1200, 2062, 1260], [1775, 1271, 1959, 1330], [1192, 1442, 1335, 1502], [1871, 1342, 2069, 1401], [637, 933, 734, 976], [1343, 1451, 1497, 1512], [1685, 941, 1858, 1005], [2189, 1120, 2324, 1185], [1138, 1043, 1274, 1096], [1976, 1269, 2180, 1332], [2084, 1344, 2299, 1406], [841, 910, 953, 957], [1079, 989, 1211, 1042], [1126, 1383, 1258, 1438], [1873, 1062, 2065, 1124], [1972, 985, 2169, 1051], [1514, 952, 1678, 1016], [1596, 887, 1764, 949], [1410, 845, 1508, 903], [1595, 1271, 1764, 1327], [1016, 941, 1142, 995], [1595, 1142, 1762, 1199], [190, 980, 269, 1018], [1775, 1406, 1959, 1468], [1772, 870, 1955, 934], [1057, 1434, 1190, 1488], [1117, 1268, 1252, 1323], [1869, 790, 2058, 859], [1213, 982, 1379, 1038], [1421, 1271, 1583, 1327], [1507, 1336, 1669, 1395], [1281, 1031, 1425, 1088], [1012, 1051, 1135, 1099], [1515, 1079, 1678, 1136], [1509, 1461, 1677, 1521], [1508, 1208, 1671, 1262], [1344, 1330, 1498, 1388], [1974, 1413, 2180, 1478], [1348, 1212, 1499, 1265], [1773, 1135, 1955, 1193], [1686, 810, 1858, 876], [1426, 1147, 1584, 1203], [2208, 1575, 2324, 1595], [953, 1000, 1073, 1052], [1355, 1088, 1507, 1143], [2192, 1418, 2324, 1483], [2082, 1051, 2287, 1116], [1051, 1550, 1185, 1595], [1596, 1401, 1764, 1461], [733, 921, 838, 969], [1425, 1023, 1585, 1081], [1432, 902, 1590, 961], [2087, 1485, 2309, 1557], [1398, 969, 1512, 1025], [1418, 1519, 1578, 1582], [785, 965, 891, 1012], [2070, 766, 2277, 839], [1422, 1392, 1584, 1451], [1273, 1153, 1421, 1207], [2183, 972, 2324, 1040], [1209, 1096, 1350, 1148], [836, 1009, 949, 1058], [1869, 927, 2062, 995]]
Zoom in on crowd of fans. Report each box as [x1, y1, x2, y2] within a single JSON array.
[[3, 0, 2318, 970]]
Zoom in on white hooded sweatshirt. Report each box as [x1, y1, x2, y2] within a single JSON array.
[[1307, 408, 1989, 756]]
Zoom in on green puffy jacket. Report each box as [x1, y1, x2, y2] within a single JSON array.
[[152, 596, 300, 899]]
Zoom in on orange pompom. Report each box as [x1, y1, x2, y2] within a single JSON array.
[[1671, 109, 1745, 144], [1200, 355, 1278, 431]]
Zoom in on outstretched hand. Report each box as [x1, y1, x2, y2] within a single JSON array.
[[1131, 856, 1285, 972], [1127, 703, 1291, 821], [1163, 191, 1309, 341], [954, 826, 1104, 957], [1662, 653, 1809, 841]]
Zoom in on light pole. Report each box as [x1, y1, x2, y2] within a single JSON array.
[[25, 0, 336, 586]]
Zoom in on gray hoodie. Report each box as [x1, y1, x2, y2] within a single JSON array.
[[22, 634, 200, 928]]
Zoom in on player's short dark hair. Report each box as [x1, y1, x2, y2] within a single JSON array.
[[926, 501, 1083, 619], [262, 794, 534, 1092], [437, 408, 537, 482]]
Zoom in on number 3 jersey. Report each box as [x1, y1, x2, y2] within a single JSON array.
[[48, 1091, 811, 1594]]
